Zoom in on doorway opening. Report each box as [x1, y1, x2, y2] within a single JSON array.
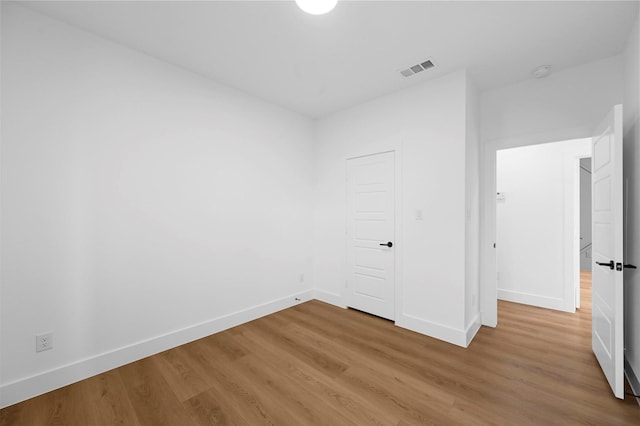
[[495, 138, 591, 314]]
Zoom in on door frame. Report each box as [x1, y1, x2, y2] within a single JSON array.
[[573, 154, 593, 310], [492, 140, 590, 315], [344, 144, 403, 323], [481, 129, 594, 326]]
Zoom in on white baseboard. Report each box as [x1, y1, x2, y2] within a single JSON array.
[[395, 313, 469, 348], [497, 288, 569, 312], [465, 315, 482, 347], [0, 290, 313, 409], [480, 311, 497, 328], [312, 289, 346, 308], [0, 289, 485, 409], [625, 359, 640, 407]]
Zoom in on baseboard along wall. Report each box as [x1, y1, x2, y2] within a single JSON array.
[[0, 290, 314, 409]]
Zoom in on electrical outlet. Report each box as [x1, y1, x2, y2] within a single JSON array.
[[36, 332, 53, 352]]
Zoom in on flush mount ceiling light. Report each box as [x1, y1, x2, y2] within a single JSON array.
[[532, 65, 552, 79], [295, 0, 338, 15]]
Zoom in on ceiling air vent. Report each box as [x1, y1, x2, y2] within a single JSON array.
[[400, 59, 435, 77]]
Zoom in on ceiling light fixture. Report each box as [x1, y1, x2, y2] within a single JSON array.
[[295, 0, 338, 15]]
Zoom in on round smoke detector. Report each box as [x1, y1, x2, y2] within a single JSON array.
[[532, 65, 552, 79]]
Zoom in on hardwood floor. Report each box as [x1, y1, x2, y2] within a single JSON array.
[[2, 272, 639, 425]]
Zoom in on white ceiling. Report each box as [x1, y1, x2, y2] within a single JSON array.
[[19, 0, 640, 118]]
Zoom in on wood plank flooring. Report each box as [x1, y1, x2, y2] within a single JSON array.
[[2, 271, 639, 425]]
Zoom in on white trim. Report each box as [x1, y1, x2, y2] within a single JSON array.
[[396, 314, 469, 348], [312, 289, 346, 308], [497, 289, 569, 312], [563, 152, 579, 314], [562, 145, 592, 313], [394, 142, 404, 330], [465, 315, 482, 347], [0, 289, 483, 409], [479, 141, 498, 327], [0, 290, 313, 409]]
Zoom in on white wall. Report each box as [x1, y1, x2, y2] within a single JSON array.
[[3, 0, 634, 410], [496, 139, 591, 312], [0, 4, 314, 407], [480, 55, 625, 326], [313, 70, 480, 347], [622, 15, 640, 396]]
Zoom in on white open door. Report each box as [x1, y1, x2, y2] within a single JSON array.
[[346, 151, 395, 320], [591, 104, 624, 399]]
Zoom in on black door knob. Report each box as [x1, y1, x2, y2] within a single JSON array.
[[379, 242, 393, 248], [596, 260, 614, 270]]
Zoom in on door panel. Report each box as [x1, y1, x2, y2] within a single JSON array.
[[591, 104, 624, 399], [346, 151, 395, 320]]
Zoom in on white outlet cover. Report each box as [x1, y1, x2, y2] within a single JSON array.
[[36, 333, 53, 352]]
